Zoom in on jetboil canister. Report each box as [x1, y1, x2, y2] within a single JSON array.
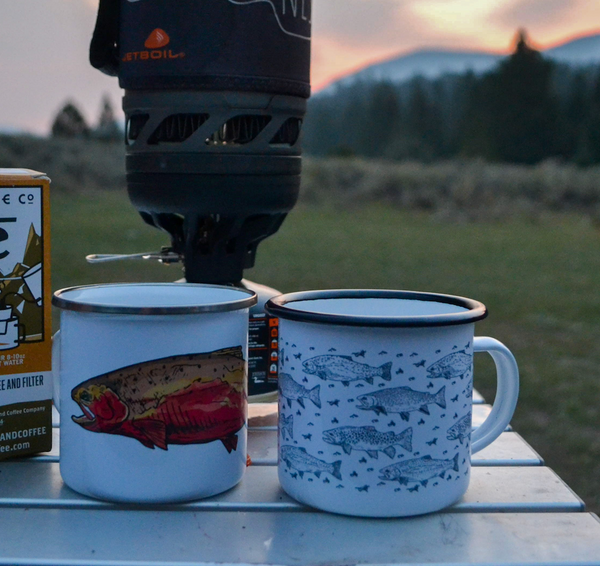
[[88, 0, 311, 401], [241, 280, 280, 402]]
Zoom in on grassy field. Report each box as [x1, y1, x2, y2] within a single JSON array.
[[51, 190, 600, 514]]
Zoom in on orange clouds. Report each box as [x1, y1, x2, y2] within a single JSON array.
[[311, 0, 600, 91]]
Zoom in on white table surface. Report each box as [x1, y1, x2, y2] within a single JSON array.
[[1, 400, 598, 566]]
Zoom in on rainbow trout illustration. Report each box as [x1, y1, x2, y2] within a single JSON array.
[[280, 445, 342, 480], [447, 412, 472, 444], [427, 351, 472, 380], [379, 454, 460, 487], [279, 372, 321, 409], [323, 425, 413, 459], [303, 355, 392, 386], [356, 386, 446, 421], [71, 347, 246, 452]]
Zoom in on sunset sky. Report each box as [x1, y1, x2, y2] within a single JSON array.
[[0, 0, 599, 133]]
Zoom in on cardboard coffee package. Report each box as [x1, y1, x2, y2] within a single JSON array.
[[0, 169, 52, 459]]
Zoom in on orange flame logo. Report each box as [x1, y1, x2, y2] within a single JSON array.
[[144, 29, 170, 49]]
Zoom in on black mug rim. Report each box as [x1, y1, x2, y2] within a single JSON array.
[[265, 289, 488, 328]]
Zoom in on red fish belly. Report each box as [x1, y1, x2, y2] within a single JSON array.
[[155, 379, 245, 445]]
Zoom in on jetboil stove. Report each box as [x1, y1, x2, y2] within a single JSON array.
[[89, 0, 312, 399]]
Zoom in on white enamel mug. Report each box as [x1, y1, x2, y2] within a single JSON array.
[[265, 290, 519, 517], [52, 283, 256, 503]]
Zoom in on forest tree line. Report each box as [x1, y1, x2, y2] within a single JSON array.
[[303, 31, 600, 166]]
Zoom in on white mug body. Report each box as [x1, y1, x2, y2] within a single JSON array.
[[53, 284, 256, 503], [266, 290, 518, 517]]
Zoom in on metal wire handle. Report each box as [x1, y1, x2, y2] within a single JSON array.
[[86, 247, 181, 264]]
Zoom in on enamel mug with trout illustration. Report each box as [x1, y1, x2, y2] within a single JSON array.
[[265, 290, 519, 517], [52, 283, 256, 503]]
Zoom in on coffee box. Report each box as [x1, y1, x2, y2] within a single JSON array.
[[0, 169, 52, 459]]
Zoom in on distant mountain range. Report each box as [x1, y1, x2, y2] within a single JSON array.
[[319, 31, 600, 93]]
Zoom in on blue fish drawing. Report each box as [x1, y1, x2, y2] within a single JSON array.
[[427, 351, 472, 380], [303, 355, 392, 386], [279, 372, 321, 409], [379, 454, 460, 487], [280, 413, 294, 440], [322, 426, 413, 459], [356, 386, 446, 421], [447, 412, 472, 444], [280, 445, 342, 480]]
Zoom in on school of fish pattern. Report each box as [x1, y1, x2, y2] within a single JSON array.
[[71, 347, 246, 453], [278, 338, 475, 497]]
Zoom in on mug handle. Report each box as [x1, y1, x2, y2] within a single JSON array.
[[52, 330, 61, 413], [471, 336, 519, 454]]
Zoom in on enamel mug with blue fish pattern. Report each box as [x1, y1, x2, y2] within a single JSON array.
[[266, 290, 519, 517]]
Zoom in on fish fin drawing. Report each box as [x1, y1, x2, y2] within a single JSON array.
[[133, 434, 157, 450], [213, 346, 244, 360], [400, 412, 410, 422], [314, 471, 322, 478], [220, 434, 239, 453], [401, 427, 413, 452], [375, 407, 387, 416], [435, 386, 447, 409], [343, 444, 352, 455], [421, 480, 428, 487], [134, 419, 168, 451], [298, 471, 305, 479], [281, 414, 294, 440], [419, 405, 430, 415], [383, 447, 395, 459], [367, 450, 379, 459], [331, 460, 343, 481], [365, 376, 374, 385], [286, 398, 292, 409], [379, 362, 392, 381], [342, 381, 350, 387], [309, 385, 321, 408], [297, 398, 305, 409], [453, 453, 460, 472]]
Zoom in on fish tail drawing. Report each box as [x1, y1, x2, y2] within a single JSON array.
[[220, 434, 239, 454], [434, 386, 446, 409], [330, 460, 343, 481], [281, 414, 294, 440], [309, 384, 321, 408], [380, 361, 392, 381], [453, 453, 459, 472], [399, 427, 413, 452]]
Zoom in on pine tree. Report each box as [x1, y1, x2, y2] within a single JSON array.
[[404, 77, 442, 161], [94, 94, 122, 142], [362, 81, 401, 159], [462, 29, 560, 164], [51, 101, 90, 138]]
